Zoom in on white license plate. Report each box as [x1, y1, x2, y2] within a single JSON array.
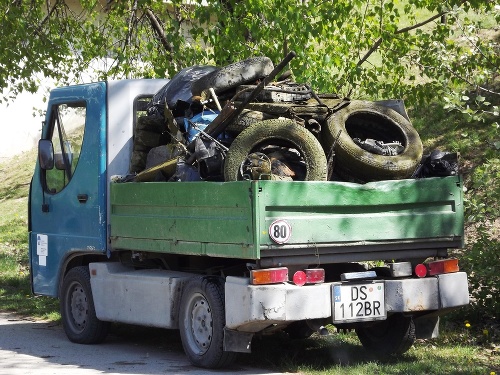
[[332, 281, 386, 323]]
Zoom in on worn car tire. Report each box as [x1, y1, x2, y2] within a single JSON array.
[[322, 101, 423, 182], [179, 276, 236, 369], [191, 56, 274, 96], [60, 266, 109, 344], [134, 129, 162, 149], [136, 114, 166, 133], [356, 313, 416, 356], [224, 119, 327, 181], [225, 110, 277, 135]]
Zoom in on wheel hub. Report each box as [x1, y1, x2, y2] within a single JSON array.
[[190, 297, 213, 354], [70, 285, 88, 329]]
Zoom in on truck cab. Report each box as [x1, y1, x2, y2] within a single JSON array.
[[30, 80, 167, 295]]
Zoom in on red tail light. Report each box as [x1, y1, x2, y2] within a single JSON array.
[[304, 268, 325, 284], [251, 267, 288, 285], [293, 271, 307, 286], [427, 258, 459, 276], [292, 268, 325, 286], [414, 264, 427, 278]]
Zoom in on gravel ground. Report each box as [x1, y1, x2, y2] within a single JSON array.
[[0, 312, 286, 375]]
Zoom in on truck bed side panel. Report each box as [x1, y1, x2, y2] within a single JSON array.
[[110, 181, 258, 258], [110, 176, 463, 261], [257, 176, 463, 245]]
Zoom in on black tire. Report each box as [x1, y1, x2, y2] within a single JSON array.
[[191, 56, 274, 96], [60, 266, 109, 344], [356, 313, 416, 356], [225, 110, 277, 136], [130, 150, 148, 173], [179, 277, 236, 369], [322, 101, 423, 182], [224, 119, 327, 181], [134, 129, 161, 148], [285, 321, 315, 340]]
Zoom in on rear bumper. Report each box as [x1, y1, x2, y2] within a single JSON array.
[[225, 272, 469, 332]]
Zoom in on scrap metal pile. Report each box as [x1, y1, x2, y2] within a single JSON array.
[[129, 52, 458, 184]]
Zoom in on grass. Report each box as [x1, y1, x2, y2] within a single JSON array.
[[240, 326, 500, 374], [0, 211, 60, 320], [0, 149, 60, 320], [0, 236, 60, 321]]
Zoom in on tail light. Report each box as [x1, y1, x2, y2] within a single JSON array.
[[293, 268, 325, 286], [427, 258, 459, 276], [250, 267, 325, 286], [251, 267, 288, 285], [304, 268, 325, 284], [414, 258, 459, 277], [414, 264, 428, 278]]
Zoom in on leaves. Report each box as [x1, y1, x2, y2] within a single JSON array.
[[0, 0, 498, 110]]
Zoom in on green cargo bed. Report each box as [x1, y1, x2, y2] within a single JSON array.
[[109, 176, 464, 264]]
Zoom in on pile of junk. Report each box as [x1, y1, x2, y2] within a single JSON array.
[[128, 52, 458, 184]]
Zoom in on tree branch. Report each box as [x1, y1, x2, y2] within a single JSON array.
[[126, 0, 138, 52], [357, 3, 465, 67], [144, 8, 174, 54], [357, 38, 383, 67], [410, 57, 500, 96], [394, 11, 447, 35]]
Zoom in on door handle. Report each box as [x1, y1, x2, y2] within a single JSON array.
[[77, 194, 88, 203]]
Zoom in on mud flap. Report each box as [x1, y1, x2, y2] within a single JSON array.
[[223, 328, 253, 353], [414, 315, 440, 339]]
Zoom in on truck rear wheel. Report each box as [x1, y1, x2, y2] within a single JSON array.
[[356, 313, 415, 356], [179, 277, 236, 368], [60, 266, 109, 344]]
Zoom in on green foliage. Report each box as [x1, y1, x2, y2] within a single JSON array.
[[461, 225, 500, 319], [412, 81, 500, 323], [1, 0, 498, 113], [466, 159, 500, 222], [460, 115, 499, 320], [0, 0, 499, 363]]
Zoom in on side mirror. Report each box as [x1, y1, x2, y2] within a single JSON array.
[[38, 139, 54, 170], [54, 141, 73, 170]]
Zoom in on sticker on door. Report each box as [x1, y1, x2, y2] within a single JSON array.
[[37, 234, 48, 266]]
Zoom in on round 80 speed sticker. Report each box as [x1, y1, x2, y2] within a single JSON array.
[[269, 219, 292, 244]]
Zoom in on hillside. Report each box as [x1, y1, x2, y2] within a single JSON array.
[[0, 148, 35, 232]]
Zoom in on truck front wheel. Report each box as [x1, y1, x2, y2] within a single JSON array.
[[60, 266, 109, 344], [179, 277, 236, 368], [356, 313, 415, 356]]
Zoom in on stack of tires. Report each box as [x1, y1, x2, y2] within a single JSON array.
[[221, 100, 423, 183], [136, 56, 423, 183]]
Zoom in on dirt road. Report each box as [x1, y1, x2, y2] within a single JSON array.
[[0, 312, 285, 375]]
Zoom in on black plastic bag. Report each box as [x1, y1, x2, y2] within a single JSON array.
[[147, 66, 219, 117], [413, 150, 459, 178]]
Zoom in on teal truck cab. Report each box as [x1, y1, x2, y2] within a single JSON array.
[[29, 79, 469, 368]]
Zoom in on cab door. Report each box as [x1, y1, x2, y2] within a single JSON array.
[[29, 83, 107, 296]]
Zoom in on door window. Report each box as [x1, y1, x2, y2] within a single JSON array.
[[44, 102, 86, 194]]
